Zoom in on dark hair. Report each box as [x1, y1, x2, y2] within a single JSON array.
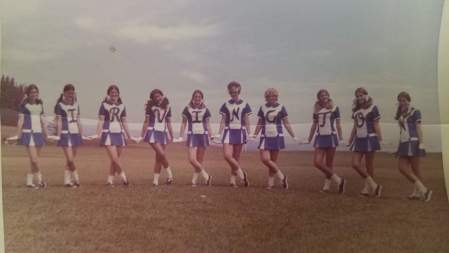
[[189, 89, 205, 108], [394, 91, 412, 120], [103, 84, 122, 104], [146, 89, 169, 111], [316, 89, 329, 100], [21, 84, 43, 105], [56, 84, 76, 105], [352, 87, 371, 112], [227, 81, 241, 93], [354, 87, 368, 96]]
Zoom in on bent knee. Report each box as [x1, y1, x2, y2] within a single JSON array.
[[189, 158, 198, 166], [313, 160, 322, 168], [224, 154, 233, 161], [351, 163, 360, 170], [261, 158, 271, 165]]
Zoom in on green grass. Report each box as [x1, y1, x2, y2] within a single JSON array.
[[2, 143, 449, 253]]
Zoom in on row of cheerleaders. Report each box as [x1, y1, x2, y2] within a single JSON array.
[[9, 81, 432, 202]]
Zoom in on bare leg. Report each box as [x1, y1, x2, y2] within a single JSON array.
[[365, 152, 376, 178], [223, 144, 239, 174], [351, 152, 368, 178], [398, 157, 417, 183], [325, 148, 336, 174], [150, 143, 169, 168], [189, 147, 203, 172], [313, 149, 333, 178]]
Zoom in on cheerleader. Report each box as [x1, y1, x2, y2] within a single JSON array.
[[140, 89, 175, 186], [216, 81, 251, 187], [395, 92, 432, 201], [16, 84, 49, 188], [94, 85, 133, 186], [178, 90, 213, 186], [252, 88, 296, 189], [307, 89, 346, 193], [54, 84, 83, 187], [348, 87, 383, 197]]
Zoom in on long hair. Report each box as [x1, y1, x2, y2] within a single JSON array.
[[21, 84, 43, 105], [146, 89, 169, 111], [56, 84, 76, 105], [314, 89, 334, 113], [103, 84, 122, 104], [395, 92, 412, 131], [189, 89, 205, 108], [352, 87, 371, 112]]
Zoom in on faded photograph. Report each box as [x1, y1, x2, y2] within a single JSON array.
[[1, 1, 448, 252]]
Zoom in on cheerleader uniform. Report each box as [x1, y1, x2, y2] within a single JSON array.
[[219, 99, 252, 144], [313, 106, 340, 149], [18, 102, 46, 147], [396, 108, 425, 157], [98, 101, 127, 146], [182, 105, 211, 148], [54, 101, 82, 147], [257, 103, 288, 150], [143, 105, 172, 144], [351, 105, 381, 152]]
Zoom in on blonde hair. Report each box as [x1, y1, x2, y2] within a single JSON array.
[[264, 88, 279, 99], [314, 89, 333, 113]]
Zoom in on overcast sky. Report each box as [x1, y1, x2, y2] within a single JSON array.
[[1, 0, 444, 124]]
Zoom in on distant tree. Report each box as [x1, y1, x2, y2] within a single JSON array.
[[1, 75, 26, 126]]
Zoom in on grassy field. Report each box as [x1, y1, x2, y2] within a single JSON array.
[[1, 127, 449, 253]]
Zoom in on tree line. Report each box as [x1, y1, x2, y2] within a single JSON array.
[[1, 75, 26, 126]]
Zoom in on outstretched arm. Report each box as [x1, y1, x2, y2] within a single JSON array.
[[96, 116, 104, 137], [179, 117, 187, 138], [253, 118, 263, 136], [16, 114, 24, 138], [373, 119, 382, 142], [166, 118, 174, 140], [348, 121, 356, 144], [121, 117, 132, 139], [336, 118, 343, 141], [141, 115, 149, 138], [282, 117, 296, 138], [308, 122, 317, 143], [218, 115, 225, 136], [244, 113, 251, 136], [55, 115, 62, 137], [206, 118, 213, 138], [77, 113, 84, 137], [41, 114, 49, 138]]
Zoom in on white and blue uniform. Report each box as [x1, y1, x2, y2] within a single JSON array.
[[98, 101, 127, 146], [396, 108, 425, 157], [313, 107, 340, 149], [18, 102, 45, 147], [351, 105, 381, 152], [182, 105, 211, 148], [54, 101, 82, 147], [257, 103, 288, 150], [219, 99, 252, 144], [143, 105, 172, 145]]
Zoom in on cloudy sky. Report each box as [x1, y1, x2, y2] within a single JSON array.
[[1, 0, 444, 124]]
